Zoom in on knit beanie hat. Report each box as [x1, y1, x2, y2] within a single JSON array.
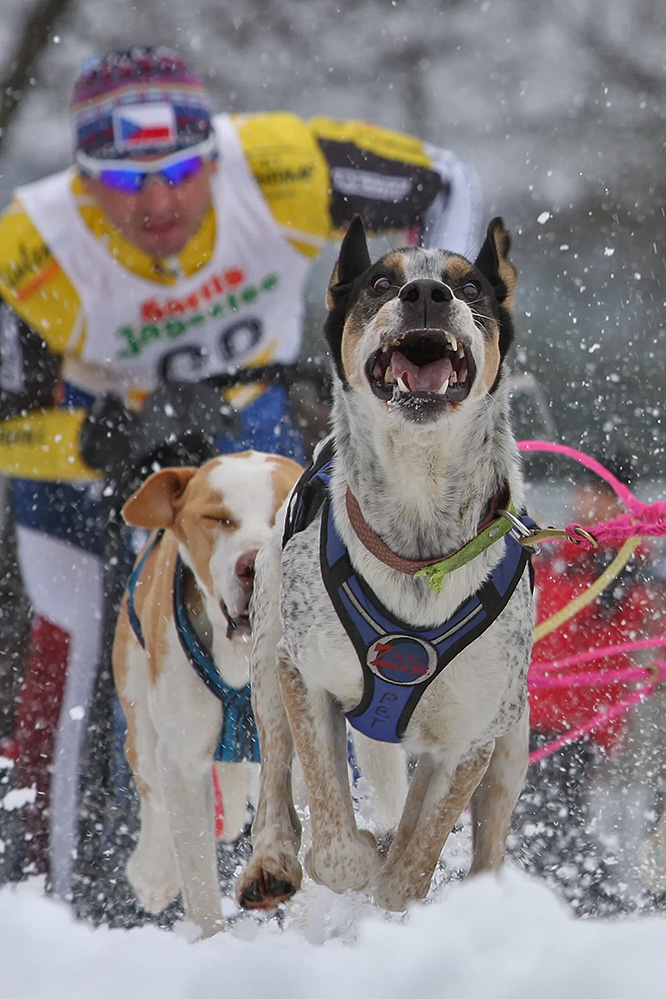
[[70, 46, 213, 160]]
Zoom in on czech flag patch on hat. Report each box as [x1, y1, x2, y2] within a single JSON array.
[[112, 102, 177, 153]]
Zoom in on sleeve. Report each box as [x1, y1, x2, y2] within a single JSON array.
[[419, 144, 482, 258], [0, 296, 98, 481], [309, 116, 482, 256], [0, 298, 61, 420]]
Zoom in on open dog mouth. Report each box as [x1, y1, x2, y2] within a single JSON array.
[[221, 601, 251, 641], [366, 329, 475, 405]]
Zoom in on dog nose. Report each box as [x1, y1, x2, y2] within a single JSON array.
[[236, 550, 258, 594], [398, 279, 453, 304]]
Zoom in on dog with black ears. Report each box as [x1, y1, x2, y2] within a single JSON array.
[[237, 216, 535, 913]]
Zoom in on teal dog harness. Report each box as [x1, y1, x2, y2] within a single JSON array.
[[126, 530, 260, 763]]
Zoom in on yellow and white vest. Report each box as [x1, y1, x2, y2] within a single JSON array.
[[16, 114, 310, 402]]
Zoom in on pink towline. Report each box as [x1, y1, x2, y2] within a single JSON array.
[[529, 665, 653, 691], [517, 439, 666, 550], [527, 653, 666, 764], [515, 440, 666, 762], [529, 636, 666, 674], [528, 659, 666, 765]]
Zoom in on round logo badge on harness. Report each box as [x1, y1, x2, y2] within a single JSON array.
[[366, 634, 438, 685]]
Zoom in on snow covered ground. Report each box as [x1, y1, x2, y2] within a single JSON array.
[[3, 864, 666, 999]]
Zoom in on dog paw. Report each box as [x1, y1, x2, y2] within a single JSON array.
[[236, 855, 303, 910], [126, 850, 180, 914], [371, 866, 430, 912], [305, 828, 378, 894]]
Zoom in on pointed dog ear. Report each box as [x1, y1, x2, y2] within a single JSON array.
[[324, 215, 372, 386], [474, 217, 517, 311], [326, 214, 371, 309], [122, 466, 197, 529]]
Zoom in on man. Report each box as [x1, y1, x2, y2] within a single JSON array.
[[0, 45, 480, 899]]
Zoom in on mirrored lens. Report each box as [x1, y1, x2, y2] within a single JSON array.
[[97, 169, 145, 193], [96, 155, 205, 193], [160, 156, 205, 186]]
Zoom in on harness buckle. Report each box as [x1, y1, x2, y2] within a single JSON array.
[[497, 508, 541, 554]]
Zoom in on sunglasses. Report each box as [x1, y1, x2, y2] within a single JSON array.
[[76, 136, 218, 193]]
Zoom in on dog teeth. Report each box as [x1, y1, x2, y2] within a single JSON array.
[[384, 366, 396, 384], [456, 345, 465, 358], [396, 375, 409, 393], [437, 378, 450, 395], [448, 334, 458, 353], [450, 370, 457, 385]]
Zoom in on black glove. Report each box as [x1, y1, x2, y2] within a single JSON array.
[[79, 394, 136, 472], [132, 380, 240, 470], [80, 381, 241, 524]]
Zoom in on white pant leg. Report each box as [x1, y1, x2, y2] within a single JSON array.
[[15, 525, 104, 897]]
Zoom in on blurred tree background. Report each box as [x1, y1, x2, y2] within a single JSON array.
[[1, 0, 666, 479]]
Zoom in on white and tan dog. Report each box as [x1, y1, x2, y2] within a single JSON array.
[[237, 216, 535, 913], [112, 450, 302, 937]]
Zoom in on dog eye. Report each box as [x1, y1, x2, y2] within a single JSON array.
[[205, 515, 234, 527], [457, 281, 482, 302], [371, 275, 393, 294]]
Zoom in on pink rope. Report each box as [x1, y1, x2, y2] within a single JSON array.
[[515, 443, 666, 763], [529, 636, 666, 674], [517, 440, 666, 551], [565, 505, 666, 550], [527, 640, 666, 761], [517, 440, 636, 506], [529, 660, 666, 764], [529, 665, 652, 691]]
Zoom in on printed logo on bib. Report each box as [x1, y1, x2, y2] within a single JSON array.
[[366, 635, 438, 685], [0, 241, 56, 302], [114, 267, 280, 361], [158, 318, 264, 380]]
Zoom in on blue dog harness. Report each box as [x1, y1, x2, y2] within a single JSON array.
[[283, 441, 535, 743], [126, 530, 260, 763]]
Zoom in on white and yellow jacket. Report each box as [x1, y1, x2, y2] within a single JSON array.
[[0, 111, 480, 482]]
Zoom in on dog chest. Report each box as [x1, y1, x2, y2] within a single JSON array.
[[280, 487, 534, 749], [280, 520, 367, 708]]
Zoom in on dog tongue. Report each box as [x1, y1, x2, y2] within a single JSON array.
[[391, 349, 453, 392]]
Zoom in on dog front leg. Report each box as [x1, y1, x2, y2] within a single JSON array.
[[278, 656, 378, 895], [373, 744, 494, 911], [469, 705, 529, 873], [157, 746, 224, 939], [118, 644, 181, 915], [126, 777, 180, 916], [237, 646, 303, 911]]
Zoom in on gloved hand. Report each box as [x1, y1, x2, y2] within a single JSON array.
[[80, 381, 241, 523], [79, 393, 136, 472], [131, 380, 240, 470]]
